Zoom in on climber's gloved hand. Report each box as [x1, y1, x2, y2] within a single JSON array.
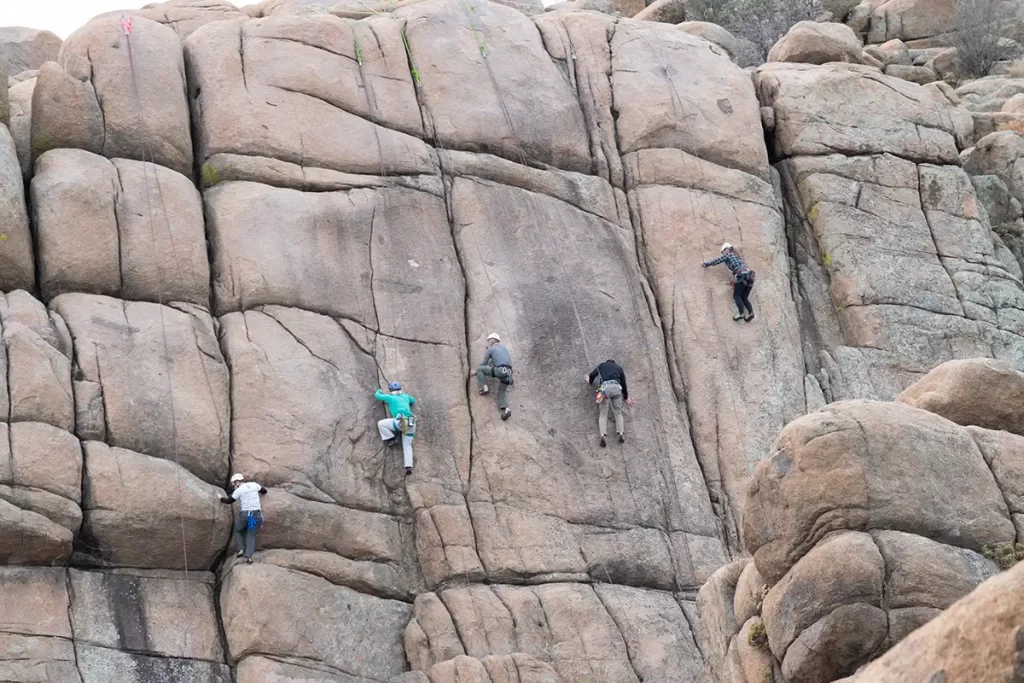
[[220, 497, 232, 504]]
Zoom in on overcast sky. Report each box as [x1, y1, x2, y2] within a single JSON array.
[[0, 1, 256, 38]]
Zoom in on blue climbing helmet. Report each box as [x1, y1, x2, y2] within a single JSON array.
[[388, 382, 402, 392]]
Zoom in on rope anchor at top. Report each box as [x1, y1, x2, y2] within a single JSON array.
[[120, 15, 133, 35]]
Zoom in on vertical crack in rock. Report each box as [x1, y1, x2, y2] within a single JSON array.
[[968, 430, 1020, 544], [593, 586, 644, 683], [64, 569, 83, 679], [87, 46, 107, 154], [112, 163, 126, 296]]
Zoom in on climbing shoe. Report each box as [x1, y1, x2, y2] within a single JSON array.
[[244, 557, 253, 564], [733, 314, 744, 321], [745, 313, 755, 322], [618, 433, 625, 444], [405, 466, 413, 476], [478, 386, 490, 396], [600, 435, 607, 448], [384, 437, 397, 448], [500, 408, 512, 421], [236, 550, 244, 558]]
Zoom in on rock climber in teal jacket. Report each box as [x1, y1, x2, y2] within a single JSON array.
[[376, 382, 418, 475]]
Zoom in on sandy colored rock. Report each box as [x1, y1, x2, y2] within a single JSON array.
[[758, 63, 958, 163], [896, 358, 1024, 435], [733, 560, 766, 625], [185, 13, 433, 179], [52, 16, 192, 175], [80, 442, 231, 569], [958, 76, 1024, 113], [221, 563, 411, 680], [968, 426, 1024, 536], [76, 644, 231, 683], [614, 21, 769, 178], [0, 124, 34, 292], [867, 0, 957, 44], [863, 38, 910, 66], [726, 618, 776, 683], [848, 560, 1024, 681], [696, 560, 748, 683], [762, 532, 883, 660], [32, 149, 209, 305], [398, 0, 589, 172], [68, 568, 223, 661], [923, 80, 975, 149], [30, 61, 104, 161], [51, 294, 229, 483], [884, 63, 936, 84], [768, 21, 863, 66], [743, 401, 1015, 584], [676, 21, 751, 65], [92, 0, 248, 41], [634, 0, 687, 24], [0, 27, 62, 75], [9, 77, 35, 177]]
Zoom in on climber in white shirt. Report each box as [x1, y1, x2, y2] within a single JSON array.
[[220, 473, 267, 563]]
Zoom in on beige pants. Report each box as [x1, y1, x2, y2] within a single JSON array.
[[599, 382, 624, 436]]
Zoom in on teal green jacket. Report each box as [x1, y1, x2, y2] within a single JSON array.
[[375, 390, 416, 418]]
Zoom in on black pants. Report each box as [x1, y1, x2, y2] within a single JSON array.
[[733, 278, 754, 316]]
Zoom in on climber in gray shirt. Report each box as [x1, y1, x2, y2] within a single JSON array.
[[476, 332, 513, 421]]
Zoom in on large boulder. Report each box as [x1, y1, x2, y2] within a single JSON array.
[[0, 422, 82, 564], [0, 124, 34, 292], [221, 563, 412, 681], [8, 77, 35, 177], [867, 0, 958, 46], [897, 358, 1024, 435], [0, 27, 62, 75], [849, 560, 1024, 681], [31, 149, 209, 306], [634, 0, 688, 24], [32, 16, 192, 175], [677, 21, 754, 65], [79, 442, 231, 569], [50, 294, 230, 483], [768, 21, 864, 65], [743, 400, 1015, 584]]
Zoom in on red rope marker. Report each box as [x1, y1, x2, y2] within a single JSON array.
[[120, 15, 133, 35]]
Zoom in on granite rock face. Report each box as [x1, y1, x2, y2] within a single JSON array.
[[5, 0, 1024, 681]]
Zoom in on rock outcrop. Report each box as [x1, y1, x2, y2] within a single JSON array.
[[699, 362, 1024, 682], [4, 0, 1024, 681]]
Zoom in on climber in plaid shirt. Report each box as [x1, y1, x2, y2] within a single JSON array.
[[702, 243, 755, 322]]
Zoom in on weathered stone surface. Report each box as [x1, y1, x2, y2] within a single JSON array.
[[1, 289, 74, 431], [0, 422, 82, 564], [768, 21, 863, 66], [51, 294, 229, 483], [695, 560, 746, 683], [0, 123, 34, 292], [0, 567, 79, 682], [32, 150, 209, 305], [863, 38, 910, 66], [0, 27, 62, 75], [76, 644, 232, 683], [80, 442, 231, 569], [93, 0, 248, 41], [762, 532, 884, 662], [743, 401, 1015, 585], [726, 618, 776, 683], [614, 21, 769, 177], [884, 63, 936, 84], [453, 175, 723, 587], [897, 358, 1024, 435], [958, 76, 1024, 113], [408, 583, 655, 681], [758, 63, 958, 163], [849, 561, 1024, 681], [676, 22, 752, 65], [69, 569, 223, 661], [923, 80, 975, 149], [634, 0, 688, 25], [867, 0, 957, 45], [400, 0, 588, 171], [9, 77, 35, 177], [33, 17, 192, 175], [185, 13, 433, 180], [222, 563, 412, 680], [626, 147, 805, 543], [968, 426, 1024, 536]]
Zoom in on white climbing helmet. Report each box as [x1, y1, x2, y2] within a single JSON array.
[[230, 473, 244, 483], [720, 242, 733, 253], [487, 332, 501, 343]]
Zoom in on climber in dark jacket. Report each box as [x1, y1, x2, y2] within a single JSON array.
[[702, 243, 755, 322], [587, 359, 635, 447]]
